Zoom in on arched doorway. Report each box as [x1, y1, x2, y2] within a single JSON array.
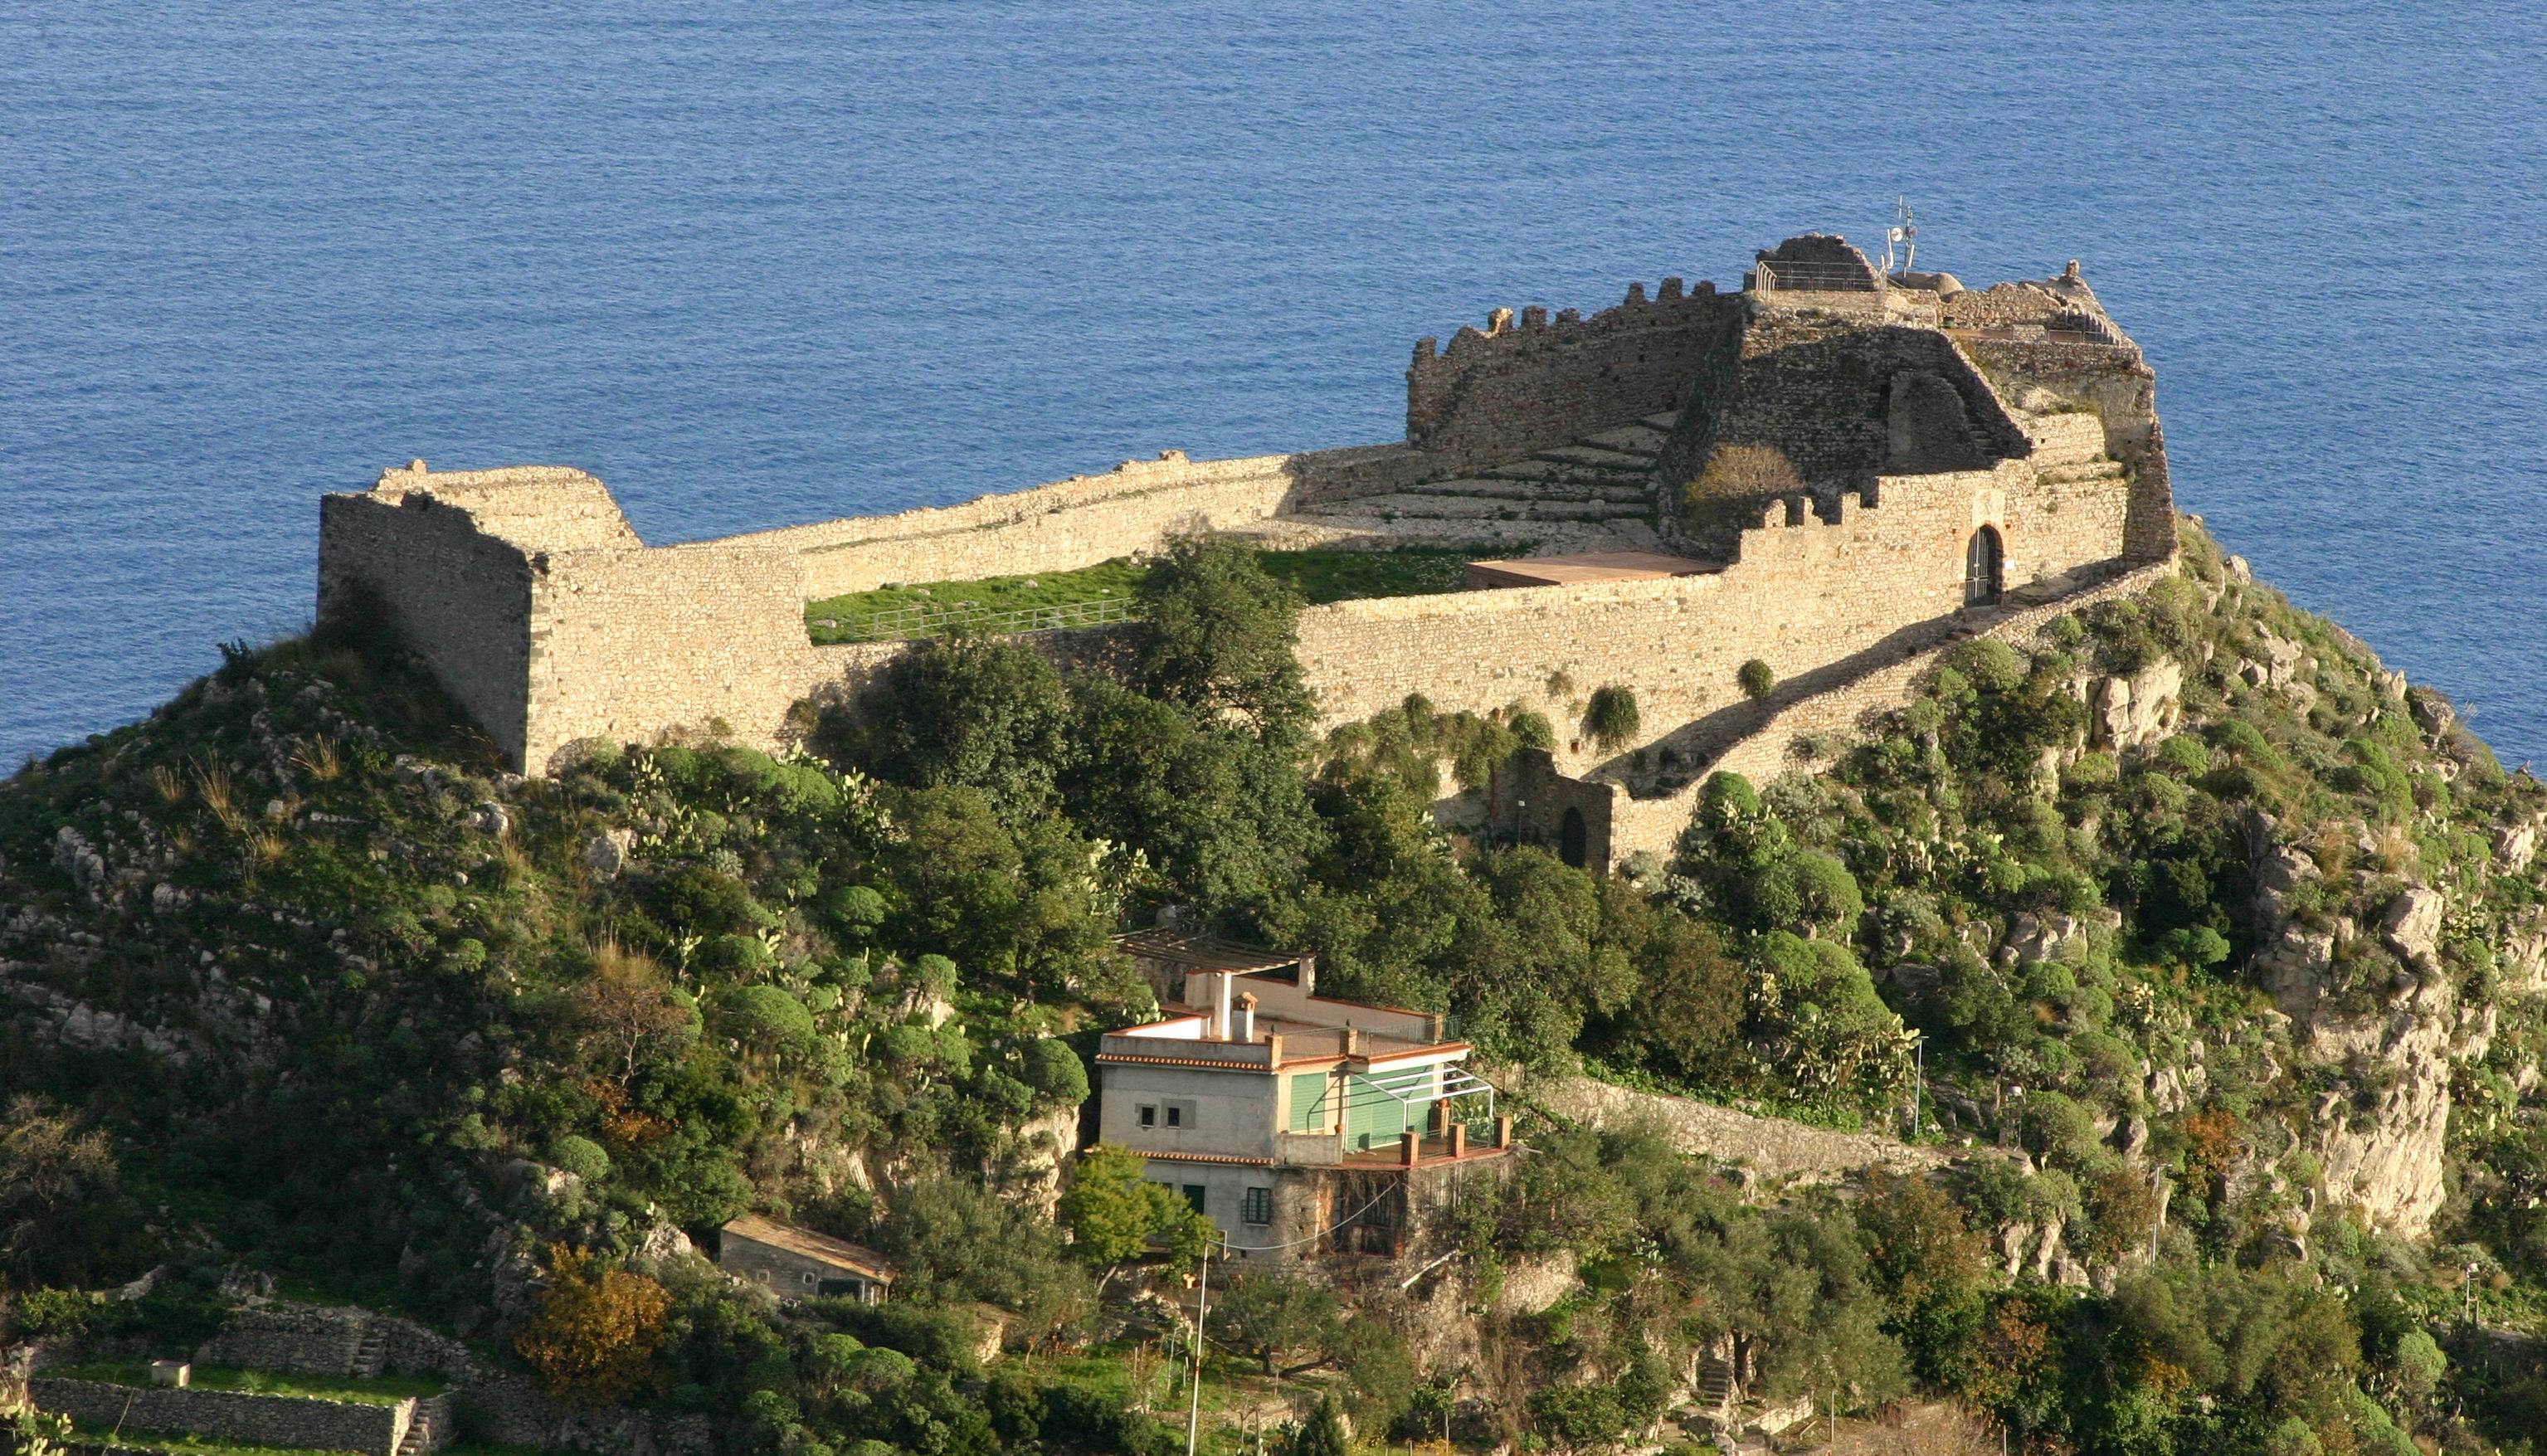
[[1558, 807, 1588, 869], [1965, 526, 2004, 606]]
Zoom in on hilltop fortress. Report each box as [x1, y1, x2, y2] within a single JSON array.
[[318, 233, 2178, 870]]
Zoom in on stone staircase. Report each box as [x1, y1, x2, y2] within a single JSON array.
[[1265, 412, 1675, 552], [2023, 409, 2125, 487], [351, 1325, 388, 1378], [394, 1403, 436, 1456]]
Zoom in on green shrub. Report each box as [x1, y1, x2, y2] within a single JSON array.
[[826, 884, 889, 935], [13, 1287, 92, 1337], [2155, 735, 2213, 776], [723, 985, 817, 1054], [548, 1135, 611, 1184], [1737, 659, 1776, 699], [1507, 707, 1556, 752], [1585, 685, 1641, 752]]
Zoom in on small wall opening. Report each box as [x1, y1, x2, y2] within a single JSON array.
[[1558, 807, 1589, 869], [1965, 526, 2004, 606]]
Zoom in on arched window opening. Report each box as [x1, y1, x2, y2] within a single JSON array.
[[1965, 526, 2004, 606], [1558, 807, 1589, 869]]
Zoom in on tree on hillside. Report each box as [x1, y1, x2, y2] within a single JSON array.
[[0, 1098, 144, 1288], [570, 941, 698, 1083], [514, 1244, 672, 1405], [1137, 536, 1312, 742], [1058, 1145, 1212, 1288]]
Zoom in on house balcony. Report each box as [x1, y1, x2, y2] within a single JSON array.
[[1278, 1118, 1514, 1170]]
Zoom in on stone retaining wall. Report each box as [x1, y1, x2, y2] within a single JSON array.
[[32, 1377, 408, 1456], [1529, 1076, 1951, 1186]]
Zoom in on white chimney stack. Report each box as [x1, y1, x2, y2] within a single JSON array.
[[1235, 992, 1259, 1043], [1214, 973, 1234, 1040]]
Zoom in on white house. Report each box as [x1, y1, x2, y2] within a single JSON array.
[[1095, 931, 1512, 1260]]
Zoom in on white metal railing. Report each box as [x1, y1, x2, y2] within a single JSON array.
[[1754, 259, 1883, 295]]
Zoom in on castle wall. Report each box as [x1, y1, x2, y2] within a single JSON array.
[[1294, 455, 2128, 782], [1957, 336, 2175, 562], [727, 444, 1423, 601], [1405, 281, 1738, 469], [519, 544, 832, 776], [1653, 314, 2030, 506], [318, 491, 537, 766]]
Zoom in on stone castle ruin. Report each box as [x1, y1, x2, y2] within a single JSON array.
[[318, 232, 2176, 869]]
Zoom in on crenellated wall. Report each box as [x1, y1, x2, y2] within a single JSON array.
[[1405, 279, 1740, 470]]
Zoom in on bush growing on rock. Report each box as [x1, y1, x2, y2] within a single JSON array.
[[1738, 658, 1776, 699]]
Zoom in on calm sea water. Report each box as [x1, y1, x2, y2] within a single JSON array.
[[7, 2, 2544, 768]]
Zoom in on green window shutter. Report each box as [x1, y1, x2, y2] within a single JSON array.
[[1345, 1074, 1407, 1151], [1287, 1072, 1329, 1133]]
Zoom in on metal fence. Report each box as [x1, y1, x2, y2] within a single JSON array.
[[1754, 259, 1883, 294], [827, 594, 1140, 643]]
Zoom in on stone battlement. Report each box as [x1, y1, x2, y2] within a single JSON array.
[[315, 231, 2174, 810]]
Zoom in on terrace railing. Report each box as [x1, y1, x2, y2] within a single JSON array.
[[829, 595, 1139, 644], [1752, 259, 1885, 295]]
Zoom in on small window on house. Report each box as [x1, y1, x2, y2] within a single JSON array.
[[1242, 1186, 1273, 1225], [1181, 1184, 1208, 1215], [1164, 1104, 1184, 1128], [1138, 1105, 1157, 1128], [801, 1272, 817, 1286]]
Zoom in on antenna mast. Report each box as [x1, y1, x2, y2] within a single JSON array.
[[1885, 196, 1919, 275]]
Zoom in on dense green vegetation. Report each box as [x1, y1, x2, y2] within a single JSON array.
[[805, 547, 1473, 642], [2, 526, 2541, 1454]]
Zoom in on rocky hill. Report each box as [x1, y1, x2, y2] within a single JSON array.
[[2, 525, 2541, 1456]]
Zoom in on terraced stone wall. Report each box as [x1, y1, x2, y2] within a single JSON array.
[[1405, 281, 1740, 470], [32, 1378, 410, 1456]]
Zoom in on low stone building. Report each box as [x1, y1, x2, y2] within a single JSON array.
[[715, 1213, 894, 1303]]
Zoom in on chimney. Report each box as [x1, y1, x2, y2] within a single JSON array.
[[1296, 955, 1316, 998], [1235, 992, 1259, 1043], [1213, 973, 1234, 1040]]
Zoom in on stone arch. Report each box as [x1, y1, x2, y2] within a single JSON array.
[[1559, 806, 1589, 869], [1965, 525, 2004, 606]]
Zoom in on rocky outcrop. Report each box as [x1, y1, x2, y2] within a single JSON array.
[[2089, 659, 2182, 749]]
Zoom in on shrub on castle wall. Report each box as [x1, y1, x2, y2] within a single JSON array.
[[1738, 660, 1776, 700], [1585, 686, 1641, 752]]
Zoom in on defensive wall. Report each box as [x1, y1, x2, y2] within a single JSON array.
[[315, 234, 2174, 803], [1497, 558, 2177, 873]]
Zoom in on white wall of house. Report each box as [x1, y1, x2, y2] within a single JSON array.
[[1098, 1063, 1280, 1160]]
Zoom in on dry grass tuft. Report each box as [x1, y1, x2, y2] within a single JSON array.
[[290, 737, 343, 782], [192, 755, 244, 833], [148, 764, 187, 806]]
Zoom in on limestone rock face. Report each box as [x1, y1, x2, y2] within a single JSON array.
[[2003, 911, 2085, 967], [2306, 1006, 2453, 1237], [2496, 817, 2540, 874], [2091, 659, 2182, 749], [2383, 887, 2446, 972], [580, 827, 635, 880]]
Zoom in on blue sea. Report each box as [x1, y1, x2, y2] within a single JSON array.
[[6, 2, 2544, 769]]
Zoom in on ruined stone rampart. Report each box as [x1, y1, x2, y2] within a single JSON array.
[[1519, 559, 2176, 871], [1654, 314, 2032, 497], [1406, 280, 1738, 468], [1297, 451, 2126, 769], [314, 234, 2173, 782], [728, 444, 1423, 601]]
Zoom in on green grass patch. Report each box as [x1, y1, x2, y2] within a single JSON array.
[[50, 1363, 446, 1406], [805, 548, 1478, 644]]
